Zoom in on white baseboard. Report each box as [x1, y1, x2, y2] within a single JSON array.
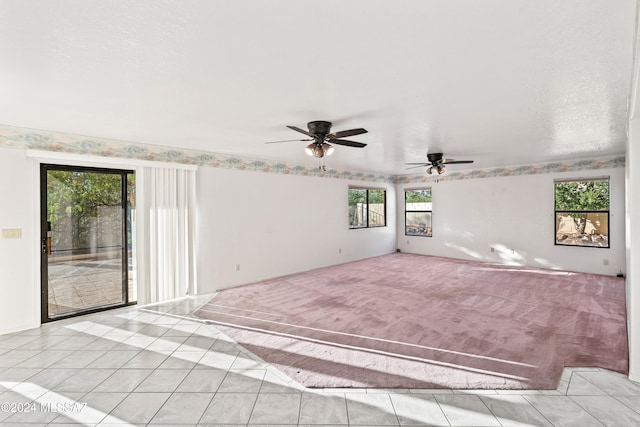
[[629, 372, 640, 385], [0, 321, 40, 336]]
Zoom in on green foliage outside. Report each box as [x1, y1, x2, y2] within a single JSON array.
[[554, 179, 609, 240], [348, 188, 386, 205], [348, 188, 386, 227], [368, 189, 385, 204], [348, 188, 366, 206], [348, 189, 366, 227], [554, 180, 609, 211], [47, 170, 135, 251], [47, 171, 122, 224], [405, 189, 432, 203]]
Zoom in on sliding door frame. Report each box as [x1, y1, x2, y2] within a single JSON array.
[[40, 163, 135, 323]]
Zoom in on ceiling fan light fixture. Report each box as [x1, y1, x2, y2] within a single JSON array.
[[407, 153, 474, 175], [305, 143, 318, 157], [276, 121, 367, 159], [305, 143, 326, 158]]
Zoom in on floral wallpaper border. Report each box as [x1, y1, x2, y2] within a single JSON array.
[[0, 125, 393, 183], [0, 125, 625, 183], [393, 155, 625, 184]]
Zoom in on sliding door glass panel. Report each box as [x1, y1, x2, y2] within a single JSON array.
[[42, 166, 135, 320]]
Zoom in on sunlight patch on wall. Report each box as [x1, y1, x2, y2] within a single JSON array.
[[533, 257, 562, 270], [492, 243, 526, 266], [444, 242, 483, 260]]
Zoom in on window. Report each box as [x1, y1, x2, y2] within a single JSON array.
[[554, 177, 609, 248], [348, 187, 386, 228], [405, 188, 432, 236]]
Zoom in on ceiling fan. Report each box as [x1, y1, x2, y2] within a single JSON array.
[[265, 120, 367, 158], [406, 152, 474, 175]]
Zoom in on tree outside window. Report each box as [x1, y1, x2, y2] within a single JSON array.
[[554, 178, 609, 248], [348, 187, 386, 228]]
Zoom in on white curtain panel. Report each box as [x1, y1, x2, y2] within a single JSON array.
[[143, 166, 196, 303]]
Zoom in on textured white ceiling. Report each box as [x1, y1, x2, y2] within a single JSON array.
[[0, 0, 637, 174]]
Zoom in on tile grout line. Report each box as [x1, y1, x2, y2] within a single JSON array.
[[564, 395, 608, 427], [385, 392, 404, 427], [121, 311, 193, 424], [78, 311, 195, 424], [474, 393, 504, 427], [343, 391, 351, 427], [180, 325, 218, 425], [519, 394, 556, 427], [432, 394, 454, 427]]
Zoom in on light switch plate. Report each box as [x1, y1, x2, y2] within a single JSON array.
[[1, 228, 22, 239]]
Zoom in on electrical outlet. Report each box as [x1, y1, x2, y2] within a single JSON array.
[[603, 259, 609, 266], [235, 264, 240, 271], [490, 247, 495, 253]]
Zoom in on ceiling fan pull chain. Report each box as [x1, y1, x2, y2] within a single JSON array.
[[318, 157, 326, 171]]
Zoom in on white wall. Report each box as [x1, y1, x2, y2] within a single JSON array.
[[396, 167, 626, 276], [0, 148, 397, 332], [0, 145, 628, 336], [627, 119, 640, 383], [0, 148, 39, 334], [196, 166, 397, 292]]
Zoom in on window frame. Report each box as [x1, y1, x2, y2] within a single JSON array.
[[348, 186, 387, 229], [553, 177, 610, 249], [405, 188, 433, 237]]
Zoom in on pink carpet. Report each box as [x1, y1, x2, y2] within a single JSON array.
[[195, 253, 628, 389]]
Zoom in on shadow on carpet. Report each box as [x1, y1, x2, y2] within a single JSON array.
[[194, 253, 628, 389]]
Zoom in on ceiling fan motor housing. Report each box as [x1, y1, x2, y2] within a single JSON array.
[[427, 152, 444, 164], [307, 121, 332, 138]]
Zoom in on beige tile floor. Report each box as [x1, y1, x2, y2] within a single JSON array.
[[0, 295, 639, 426]]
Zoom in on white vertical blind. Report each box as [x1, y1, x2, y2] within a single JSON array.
[[143, 167, 196, 303]]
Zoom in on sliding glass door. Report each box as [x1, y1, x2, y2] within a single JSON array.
[[41, 164, 136, 322]]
